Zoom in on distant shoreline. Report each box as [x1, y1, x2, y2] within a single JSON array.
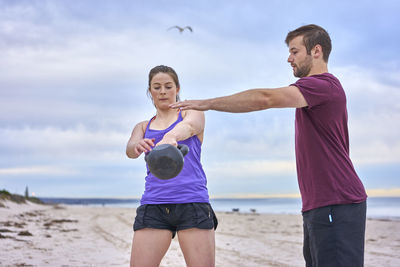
[[36, 196, 400, 220], [37, 196, 400, 201]]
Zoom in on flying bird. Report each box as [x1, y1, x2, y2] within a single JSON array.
[[167, 26, 193, 33]]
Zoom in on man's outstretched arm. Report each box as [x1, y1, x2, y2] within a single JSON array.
[[170, 86, 308, 112]]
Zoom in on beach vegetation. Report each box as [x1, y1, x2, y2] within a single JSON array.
[[0, 189, 44, 205]]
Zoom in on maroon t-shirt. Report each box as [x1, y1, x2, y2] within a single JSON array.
[[292, 73, 367, 212]]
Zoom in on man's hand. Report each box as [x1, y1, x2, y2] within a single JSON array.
[[169, 99, 210, 111]]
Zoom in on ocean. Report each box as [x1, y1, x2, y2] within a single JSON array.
[[39, 197, 400, 220]]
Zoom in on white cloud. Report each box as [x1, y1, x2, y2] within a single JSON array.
[[0, 165, 77, 176], [0, 0, 399, 196], [207, 159, 296, 179], [332, 66, 400, 165], [0, 125, 128, 162]]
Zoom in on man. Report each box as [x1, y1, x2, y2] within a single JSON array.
[[170, 24, 367, 267]]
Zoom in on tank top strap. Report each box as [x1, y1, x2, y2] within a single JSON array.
[[165, 109, 183, 130], [144, 109, 182, 135], [177, 109, 183, 122], [144, 115, 156, 134]]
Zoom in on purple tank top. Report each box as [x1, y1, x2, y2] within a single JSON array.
[[140, 111, 210, 204]]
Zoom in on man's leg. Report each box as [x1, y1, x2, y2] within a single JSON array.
[[334, 201, 366, 267], [302, 201, 366, 267], [303, 205, 337, 267], [303, 218, 313, 267]]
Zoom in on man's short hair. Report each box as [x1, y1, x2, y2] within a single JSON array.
[[285, 24, 332, 62]]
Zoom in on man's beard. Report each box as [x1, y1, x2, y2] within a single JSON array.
[[294, 56, 312, 78]]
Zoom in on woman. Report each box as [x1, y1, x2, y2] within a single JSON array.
[[126, 65, 218, 267]]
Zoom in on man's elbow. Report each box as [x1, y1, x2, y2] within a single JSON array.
[[257, 93, 276, 110], [260, 91, 291, 109]]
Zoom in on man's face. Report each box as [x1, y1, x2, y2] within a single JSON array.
[[287, 36, 312, 78]]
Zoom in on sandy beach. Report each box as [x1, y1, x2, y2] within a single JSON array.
[[1, 200, 399, 267]]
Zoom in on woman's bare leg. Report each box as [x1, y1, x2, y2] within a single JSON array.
[[178, 228, 215, 267], [130, 228, 172, 267]]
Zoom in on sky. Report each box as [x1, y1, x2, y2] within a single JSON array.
[[0, 0, 399, 198]]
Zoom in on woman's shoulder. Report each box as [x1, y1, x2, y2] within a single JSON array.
[[134, 120, 150, 132], [180, 109, 204, 118]]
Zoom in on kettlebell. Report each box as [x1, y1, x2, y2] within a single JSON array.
[[145, 144, 189, 180]]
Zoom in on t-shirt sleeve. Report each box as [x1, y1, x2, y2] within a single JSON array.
[[290, 76, 332, 108]]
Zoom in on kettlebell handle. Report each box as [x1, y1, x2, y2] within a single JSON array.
[[144, 144, 189, 162], [177, 144, 189, 157]]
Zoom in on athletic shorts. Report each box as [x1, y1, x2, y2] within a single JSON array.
[[133, 202, 218, 238], [302, 201, 366, 267]]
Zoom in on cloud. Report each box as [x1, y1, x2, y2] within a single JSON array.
[[211, 192, 301, 199], [333, 66, 400, 165], [0, 165, 77, 176], [206, 159, 296, 179], [0, 125, 128, 162], [1, 0, 399, 196]]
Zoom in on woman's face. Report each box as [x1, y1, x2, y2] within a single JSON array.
[[149, 72, 179, 109]]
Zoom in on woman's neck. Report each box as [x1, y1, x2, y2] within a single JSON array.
[[150, 108, 179, 130], [156, 108, 179, 119]]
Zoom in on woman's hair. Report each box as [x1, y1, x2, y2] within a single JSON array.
[[285, 24, 332, 63], [147, 65, 181, 102]]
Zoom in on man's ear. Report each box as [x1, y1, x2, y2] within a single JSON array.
[[312, 44, 323, 59]]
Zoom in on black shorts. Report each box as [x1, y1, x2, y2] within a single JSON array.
[[133, 202, 218, 238], [302, 201, 366, 267]]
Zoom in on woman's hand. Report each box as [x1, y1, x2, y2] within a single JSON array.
[[131, 138, 155, 157], [126, 121, 155, 159]]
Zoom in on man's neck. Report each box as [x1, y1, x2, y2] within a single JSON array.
[[308, 62, 328, 76]]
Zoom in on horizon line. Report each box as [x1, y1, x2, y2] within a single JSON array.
[[5, 188, 400, 199], [35, 188, 400, 199]]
